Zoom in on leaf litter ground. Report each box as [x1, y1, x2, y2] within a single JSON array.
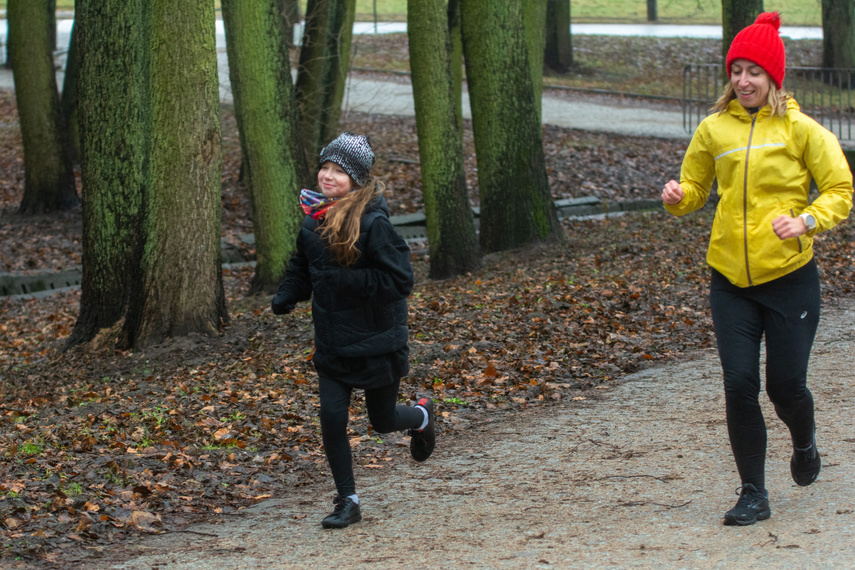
[[2, 86, 855, 565]]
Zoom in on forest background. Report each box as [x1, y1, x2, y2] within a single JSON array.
[[2, 0, 853, 566], [0, 0, 825, 25]]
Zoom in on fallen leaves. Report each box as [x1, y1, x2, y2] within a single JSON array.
[[2, 88, 855, 564]]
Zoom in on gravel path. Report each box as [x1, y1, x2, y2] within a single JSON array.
[[92, 298, 855, 569]]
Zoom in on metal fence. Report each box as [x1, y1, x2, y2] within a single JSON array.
[[683, 64, 855, 141]]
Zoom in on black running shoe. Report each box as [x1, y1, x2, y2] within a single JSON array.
[[321, 496, 362, 529], [409, 397, 435, 462], [791, 443, 821, 487], [723, 484, 771, 526]]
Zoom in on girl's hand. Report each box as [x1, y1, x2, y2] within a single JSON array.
[[661, 180, 684, 205], [772, 214, 809, 240]]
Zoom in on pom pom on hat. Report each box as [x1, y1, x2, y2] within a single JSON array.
[[726, 12, 786, 89], [318, 132, 375, 187]]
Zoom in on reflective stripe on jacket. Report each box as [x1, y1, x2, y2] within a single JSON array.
[[666, 98, 853, 287]]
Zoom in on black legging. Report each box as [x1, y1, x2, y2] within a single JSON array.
[[318, 376, 423, 498], [710, 260, 820, 490]]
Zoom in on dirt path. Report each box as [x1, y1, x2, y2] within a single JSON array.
[[91, 299, 855, 569]]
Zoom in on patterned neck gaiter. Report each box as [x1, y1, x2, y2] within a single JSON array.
[[300, 189, 339, 220]]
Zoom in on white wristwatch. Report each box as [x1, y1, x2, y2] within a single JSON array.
[[799, 212, 817, 230]]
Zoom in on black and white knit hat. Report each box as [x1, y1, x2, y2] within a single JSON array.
[[318, 132, 375, 187]]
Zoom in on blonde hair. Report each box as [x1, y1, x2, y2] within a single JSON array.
[[713, 80, 790, 117], [320, 176, 385, 267]]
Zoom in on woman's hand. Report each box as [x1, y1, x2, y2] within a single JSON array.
[[772, 215, 809, 240], [661, 180, 684, 205]]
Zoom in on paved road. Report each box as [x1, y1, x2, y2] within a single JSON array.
[[0, 20, 825, 140], [0, 22, 692, 140]]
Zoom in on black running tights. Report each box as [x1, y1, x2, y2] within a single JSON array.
[[318, 376, 423, 498], [709, 260, 820, 491]]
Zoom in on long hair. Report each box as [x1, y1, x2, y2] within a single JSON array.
[[320, 176, 385, 267], [713, 80, 790, 117]]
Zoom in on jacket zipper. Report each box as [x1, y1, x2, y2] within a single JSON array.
[[742, 115, 757, 287]]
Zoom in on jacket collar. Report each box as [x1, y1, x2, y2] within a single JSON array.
[[726, 97, 800, 121]]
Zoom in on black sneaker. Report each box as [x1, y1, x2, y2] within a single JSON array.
[[723, 484, 771, 526], [321, 496, 361, 529], [790, 442, 821, 487], [409, 397, 435, 462]]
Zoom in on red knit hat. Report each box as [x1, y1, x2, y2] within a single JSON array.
[[726, 12, 786, 89]]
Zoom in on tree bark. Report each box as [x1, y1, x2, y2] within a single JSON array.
[[407, 0, 481, 279], [647, 0, 658, 22], [222, 0, 311, 293], [61, 21, 80, 165], [67, 0, 150, 348], [295, 0, 356, 157], [523, 0, 547, 122], [47, 0, 56, 52], [8, 0, 78, 214], [447, 0, 464, 141], [721, 0, 763, 72], [822, 0, 855, 72], [461, 0, 560, 254], [544, 0, 573, 74], [122, 0, 227, 348]]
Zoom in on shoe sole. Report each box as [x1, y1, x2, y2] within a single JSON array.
[[723, 507, 771, 526]]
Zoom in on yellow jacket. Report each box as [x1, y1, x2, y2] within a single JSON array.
[[666, 98, 853, 287]]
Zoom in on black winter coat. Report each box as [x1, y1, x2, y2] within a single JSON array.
[[271, 197, 413, 387]]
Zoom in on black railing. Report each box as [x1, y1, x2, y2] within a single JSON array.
[[683, 64, 855, 141]]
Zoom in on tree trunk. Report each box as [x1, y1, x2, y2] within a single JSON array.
[[407, 0, 481, 279], [822, 0, 855, 72], [647, 0, 657, 22], [8, 0, 78, 214], [544, 0, 573, 74], [721, 0, 763, 72], [122, 0, 227, 348], [47, 0, 56, 52], [461, 0, 560, 254], [67, 0, 150, 348], [295, 0, 356, 157], [523, 0, 547, 122], [222, 0, 311, 293], [61, 21, 81, 165], [447, 0, 464, 140]]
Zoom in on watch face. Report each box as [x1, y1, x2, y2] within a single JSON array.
[[805, 214, 816, 229]]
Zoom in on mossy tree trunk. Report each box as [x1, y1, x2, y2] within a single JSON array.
[[822, 0, 855, 72], [295, 0, 355, 157], [122, 0, 227, 348], [67, 0, 151, 348], [407, 0, 480, 279], [544, 0, 573, 74], [721, 0, 763, 72], [222, 0, 311, 293], [8, 0, 78, 214], [461, 0, 560, 253]]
